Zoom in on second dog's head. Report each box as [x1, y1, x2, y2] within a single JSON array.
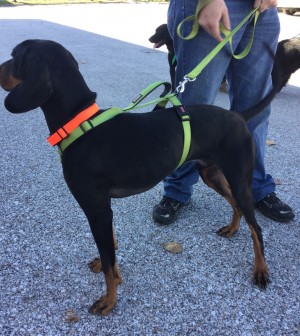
[[149, 24, 174, 54], [275, 36, 300, 89]]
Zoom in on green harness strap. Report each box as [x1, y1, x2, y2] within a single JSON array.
[[58, 106, 124, 155], [58, 82, 191, 169]]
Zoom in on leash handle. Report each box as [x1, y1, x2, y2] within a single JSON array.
[[176, 6, 260, 90], [219, 10, 260, 60], [176, 0, 212, 40]]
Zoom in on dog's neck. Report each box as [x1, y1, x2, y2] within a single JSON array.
[[41, 92, 97, 134]]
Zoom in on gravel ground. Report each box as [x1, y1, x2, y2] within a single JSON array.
[[0, 4, 299, 336]]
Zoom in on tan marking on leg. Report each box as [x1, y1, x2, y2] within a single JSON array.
[[200, 166, 242, 237], [249, 226, 269, 289], [88, 257, 102, 273], [89, 262, 122, 316], [88, 226, 118, 273], [217, 205, 241, 238]]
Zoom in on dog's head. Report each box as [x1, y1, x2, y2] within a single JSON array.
[[149, 24, 174, 54], [273, 36, 300, 90], [0, 39, 79, 113], [277, 37, 300, 69]]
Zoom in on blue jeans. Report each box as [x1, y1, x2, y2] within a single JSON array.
[[163, 0, 280, 204]]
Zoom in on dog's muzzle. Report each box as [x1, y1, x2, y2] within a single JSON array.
[[0, 61, 22, 92]]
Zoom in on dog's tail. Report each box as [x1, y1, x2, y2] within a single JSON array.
[[241, 59, 282, 122]]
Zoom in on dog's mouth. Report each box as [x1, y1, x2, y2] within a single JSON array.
[[152, 41, 164, 49]]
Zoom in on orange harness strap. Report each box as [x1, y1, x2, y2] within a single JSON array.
[[47, 103, 99, 146]]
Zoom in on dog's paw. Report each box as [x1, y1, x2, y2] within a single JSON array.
[[88, 294, 117, 316], [216, 225, 237, 238], [88, 257, 102, 273], [253, 270, 269, 290]]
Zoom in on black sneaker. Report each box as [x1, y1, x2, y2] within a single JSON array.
[[153, 197, 184, 225], [255, 192, 295, 222]]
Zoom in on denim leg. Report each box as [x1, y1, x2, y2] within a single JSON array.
[[164, 0, 232, 203], [164, 1, 279, 203], [163, 161, 199, 204], [226, 7, 280, 202]]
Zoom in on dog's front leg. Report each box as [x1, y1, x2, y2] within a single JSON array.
[[84, 199, 122, 316], [89, 262, 122, 316], [65, 170, 122, 315], [88, 227, 118, 274]]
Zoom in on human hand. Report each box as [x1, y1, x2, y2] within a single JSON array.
[[254, 0, 278, 12], [197, 0, 231, 42]]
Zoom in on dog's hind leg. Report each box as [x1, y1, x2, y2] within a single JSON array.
[[197, 164, 242, 237], [219, 162, 269, 289], [231, 185, 269, 289], [88, 227, 118, 274], [198, 162, 269, 288]]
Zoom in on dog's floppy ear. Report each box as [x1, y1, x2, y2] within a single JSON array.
[[4, 44, 53, 113], [66, 49, 79, 69]]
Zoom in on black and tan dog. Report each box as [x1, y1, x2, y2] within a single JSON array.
[[0, 39, 280, 316]]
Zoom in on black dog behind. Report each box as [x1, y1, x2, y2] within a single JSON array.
[[150, 24, 300, 92], [149, 24, 177, 90], [273, 36, 300, 91], [0, 39, 280, 316]]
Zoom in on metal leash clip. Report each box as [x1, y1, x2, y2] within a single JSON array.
[[175, 76, 196, 93]]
